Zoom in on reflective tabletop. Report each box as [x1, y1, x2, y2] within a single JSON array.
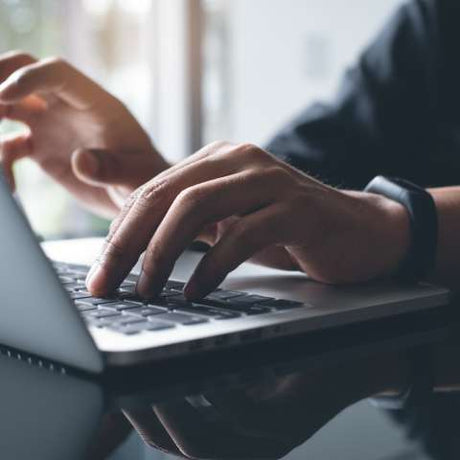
[[2, 239, 459, 460], [2, 304, 459, 460]]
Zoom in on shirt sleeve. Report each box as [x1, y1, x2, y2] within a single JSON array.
[[266, 0, 441, 189]]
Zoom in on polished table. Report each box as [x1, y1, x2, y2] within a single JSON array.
[[1, 238, 459, 460]]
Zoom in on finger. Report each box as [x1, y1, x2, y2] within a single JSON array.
[[86, 150, 245, 296], [137, 169, 280, 299], [213, 216, 299, 269], [0, 95, 47, 124], [122, 408, 184, 457], [185, 204, 287, 299], [0, 51, 36, 82], [153, 400, 230, 459], [154, 400, 287, 459], [248, 245, 299, 270], [0, 57, 111, 110], [0, 133, 32, 190], [71, 148, 161, 189]]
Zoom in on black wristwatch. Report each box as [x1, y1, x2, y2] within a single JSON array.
[[364, 176, 438, 281]]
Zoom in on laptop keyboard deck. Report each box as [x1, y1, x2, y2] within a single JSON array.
[[53, 262, 304, 336]]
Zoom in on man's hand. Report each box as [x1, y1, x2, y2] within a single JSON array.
[[86, 141, 410, 298], [0, 51, 170, 218]]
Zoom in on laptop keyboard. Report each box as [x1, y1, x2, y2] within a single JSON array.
[[52, 262, 305, 336]]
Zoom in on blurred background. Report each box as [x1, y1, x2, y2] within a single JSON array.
[[0, 0, 403, 239]]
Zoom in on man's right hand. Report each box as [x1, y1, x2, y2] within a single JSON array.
[[0, 51, 170, 218]]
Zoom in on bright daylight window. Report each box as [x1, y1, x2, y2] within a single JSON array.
[[0, 0, 403, 240]]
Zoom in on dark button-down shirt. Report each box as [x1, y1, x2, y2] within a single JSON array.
[[267, 0, 460, 189]]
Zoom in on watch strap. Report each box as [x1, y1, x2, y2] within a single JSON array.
[[364, 176, 438, 280]]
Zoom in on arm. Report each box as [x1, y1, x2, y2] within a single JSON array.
[[429, 187, 460, 288]]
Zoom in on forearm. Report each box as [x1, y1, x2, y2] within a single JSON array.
[[428, 187, 460, 288]]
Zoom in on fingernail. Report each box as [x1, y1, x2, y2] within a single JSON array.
[[137, 271, 153, 298], [86, 262, 98, 283], [86, 262, 104, 293]]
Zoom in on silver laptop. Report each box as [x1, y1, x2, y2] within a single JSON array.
[[0, 171, 451, 373]]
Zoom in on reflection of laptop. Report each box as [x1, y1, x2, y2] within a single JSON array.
[[0, 312, 452, 459], [0, 171, 451, 373]]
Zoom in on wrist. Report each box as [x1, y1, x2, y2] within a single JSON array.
[[345, 191, 411, 278], [375, 193, 411, 276]]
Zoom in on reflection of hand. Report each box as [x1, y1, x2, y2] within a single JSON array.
[[0, 52, 170, 218], [122, 351, 409, 459], [87, 141, 409, 298]]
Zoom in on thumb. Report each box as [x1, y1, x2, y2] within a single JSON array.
[[71, 148, 154, 189]]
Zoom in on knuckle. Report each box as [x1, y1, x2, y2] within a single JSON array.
[[42, 57, 73, 79], [134, 180, 167, 210], [98, 239, 126, 265], [44, 56, 68, 68], [198, 140, 232, 162], [266, 165, 291, 181], [175, 185, 205, 209], [237, 142, 263, 159], [208, 140, 230, 150], [243, 165, 289, 185]]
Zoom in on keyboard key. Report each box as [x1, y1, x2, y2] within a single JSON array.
[[75, 302, 97, 312], [84, 309, 122, 319], [70, 291, 93, 300], [163, 293, 190, 305], [165, 280, 185, 290], [216, 304, 272, 315], [67, 269, 89, 277], [175, 305, 240, 320], [260, 299, 304, 310], [59, 275, 75, 284], [120, 280, 136, 287], [153, 312, 208, 325], [245, 306, 272, 315], [161, 290, 184, 298], [206, 290, 246, 301], [117, 285, 137, 295], [109, 320, 174, 335], [53, 262, 70, 273], [84, 317, 117, 328], [116, 315, 146, 325], [124, 306, 166, 317], [73, 295, 119, 305], [100, 302, 145, 311], [228, 294, 275, 306]]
